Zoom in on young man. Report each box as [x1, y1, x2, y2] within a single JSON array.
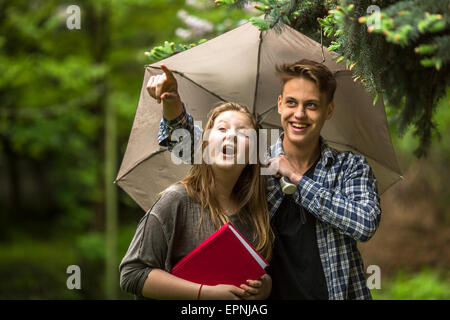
[[148, 60, 381, 300]]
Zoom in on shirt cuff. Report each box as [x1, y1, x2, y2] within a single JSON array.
[[158, 103, 188, 148]]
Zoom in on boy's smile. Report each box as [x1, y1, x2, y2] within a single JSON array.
[[278, 77, 334, 148]]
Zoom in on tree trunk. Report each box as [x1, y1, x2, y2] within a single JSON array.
[[85, 3, 118, 299]]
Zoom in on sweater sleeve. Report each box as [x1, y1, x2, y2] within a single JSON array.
[[119, 212, 168, 297]]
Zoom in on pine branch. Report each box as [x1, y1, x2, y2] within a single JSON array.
[[145, 39, 207, 63], [212, 0, 450, 156]]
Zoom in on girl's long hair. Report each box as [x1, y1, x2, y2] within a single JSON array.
[[179, 102, 274, 261]]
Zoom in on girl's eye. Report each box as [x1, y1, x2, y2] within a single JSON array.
[[217, 127, 227, 132], [237, 129, 249, 137]]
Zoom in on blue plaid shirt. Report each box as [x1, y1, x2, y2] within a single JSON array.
[[158, 106, 381, 300]]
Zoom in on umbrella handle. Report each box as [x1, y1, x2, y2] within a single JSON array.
[[280, 177, 297, 195]]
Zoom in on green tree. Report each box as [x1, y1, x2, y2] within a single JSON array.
[[145, 0, 258, 62], [0, 0, 187, 298], [175, 0, 450, 157]]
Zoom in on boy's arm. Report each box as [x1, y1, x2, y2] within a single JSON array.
[[295, 154, 381, 242], [158, 103, 196, 149], [148, 65, 202, 161], [158, 103, 202, 164]]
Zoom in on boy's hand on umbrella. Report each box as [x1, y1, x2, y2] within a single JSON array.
[[240, 274, 272, 300], [146, 64, 183, 120], [269, 155, 302, 184]]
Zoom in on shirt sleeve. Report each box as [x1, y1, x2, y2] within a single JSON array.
[[119, 212, 168, 297], [295, 154, 381, 242], [157, 103, 203, 162]]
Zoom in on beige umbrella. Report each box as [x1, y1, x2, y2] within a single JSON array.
[[116, 22, 403, 211]]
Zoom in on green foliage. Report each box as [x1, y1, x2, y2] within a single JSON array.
[[248, 0, 299, 29], [1, 0, 447, 300], [388, 88, 450, 225], [0, 0, 186, 232], [372, 269, 450, 300], [146, 0, 257, 63], [0, 224, 139, 299], [389, 88, 450, 156], [0, 237, 82, 299], [145, 39, 207, 63], [249, 16, 271, 30], [358, 3, 449, 70], [76, 232, 106, 262], [0, 0, 188, 298], [219, 0, 450, 157]]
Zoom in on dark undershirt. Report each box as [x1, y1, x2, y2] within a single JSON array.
[[268, 157, 328, 300]]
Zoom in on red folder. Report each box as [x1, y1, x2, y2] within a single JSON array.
[[171, 222, 269, 287]]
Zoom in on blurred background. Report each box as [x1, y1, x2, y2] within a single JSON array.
[[0, 0, 448, 300]]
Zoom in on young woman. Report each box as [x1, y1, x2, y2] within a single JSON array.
[[119, 101, 274, 300]]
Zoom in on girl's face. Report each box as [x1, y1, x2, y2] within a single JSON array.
[[204, 110, 254, 171]]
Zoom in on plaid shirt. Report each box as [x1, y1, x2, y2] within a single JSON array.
[[158, 106, 381, 300]]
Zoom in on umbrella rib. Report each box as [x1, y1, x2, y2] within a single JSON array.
[[115, 148, 168, 183], [257, 105, 278, 125], [252, 31, 264, 116], [147, 65, 227, 102], [381, 175, 403, 195], [324, 139, 365, 155]]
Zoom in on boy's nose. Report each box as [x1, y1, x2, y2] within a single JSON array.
[[294, 106, 307, 119]]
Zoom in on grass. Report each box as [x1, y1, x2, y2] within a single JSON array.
[[371, 268, 450, 300]]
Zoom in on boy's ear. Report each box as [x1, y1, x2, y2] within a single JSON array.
[[277, 95, 282, 114], [326, 101, 335, 120]]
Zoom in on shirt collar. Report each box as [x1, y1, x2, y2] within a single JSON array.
[[271, 133, 335, 168]]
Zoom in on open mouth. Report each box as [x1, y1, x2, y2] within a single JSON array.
[[289, 122, 310, 132], [221, 144, 236, 158]]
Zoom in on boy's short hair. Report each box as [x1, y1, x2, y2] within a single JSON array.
[[276, 59, 337, 103]]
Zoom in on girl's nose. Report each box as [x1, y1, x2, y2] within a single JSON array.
[[224, 129, 237, 143]]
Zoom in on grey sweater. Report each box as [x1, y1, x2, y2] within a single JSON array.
[[119, 183, 255, 299]]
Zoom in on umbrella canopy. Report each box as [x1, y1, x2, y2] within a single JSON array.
[[116, 22, 403, 212]]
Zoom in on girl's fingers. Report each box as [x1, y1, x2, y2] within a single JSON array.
[[240, 284, 258, 295], [229, 286, 247, 299], [246, 279, 262, 288]]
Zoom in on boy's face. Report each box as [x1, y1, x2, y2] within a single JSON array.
[[278, 77, 334, 149]]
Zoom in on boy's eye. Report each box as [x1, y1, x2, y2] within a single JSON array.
[[306, 103, 317, 109]]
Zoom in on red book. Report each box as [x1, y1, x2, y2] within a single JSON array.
[[171, 222, 269, 287]]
